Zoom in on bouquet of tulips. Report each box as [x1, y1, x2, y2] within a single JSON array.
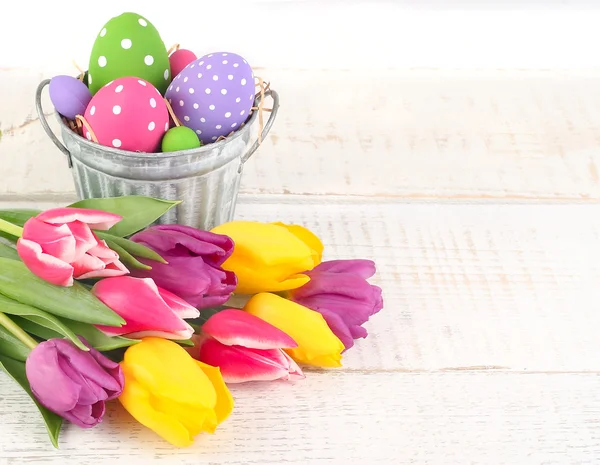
[[0, 195, 383, 448]]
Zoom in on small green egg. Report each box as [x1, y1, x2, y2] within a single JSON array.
[[161, 126, 202, 152]]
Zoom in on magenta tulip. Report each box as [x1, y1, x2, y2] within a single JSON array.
[[25, 337, 124, 428], [129, 224, 237, 309], [288, 259, 383, 350], [92, 276, 200, 339], [190, 309, 304, 383], [16, 208, 128, 287]]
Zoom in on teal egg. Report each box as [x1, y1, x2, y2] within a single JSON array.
[[161, 126, 202, 152]]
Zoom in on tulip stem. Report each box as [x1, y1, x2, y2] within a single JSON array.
[[0, 312, 37, 350], [0, 218, 23, 238]]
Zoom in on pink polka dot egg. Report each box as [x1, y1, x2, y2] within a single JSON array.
[[165, 52, 255, 144], [83, 76, 169, 152]]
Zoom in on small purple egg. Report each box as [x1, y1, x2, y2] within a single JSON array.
[[49, 75, 93, 120], [165, 52, 255, 144]]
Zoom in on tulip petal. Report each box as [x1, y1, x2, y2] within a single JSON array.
[[195, 360, 234, 423], [244, 293, 344, 368], [152, 393, 212, 437], [272, 222, 323, 266], [86, 343, 125, 400], [25, 340, 81, 412], [57, 356, 108, 404], [71, 253, 106, 279], [202, 309, 297, 349], [36, 207, 122, 230], [131, 225, 234, 266], [63, 401, 105, 428], [74, 240, 129, 280], [210, 221, 317, 294], [87, 238, 120, 261], [310, 259, 376, 279], [65, 221, 99, 261], [131, 255, 231, 308], [51, 338, 125, 396], [317, 307, 355, 350], [92, 277, 194, 340], [22, 217, 77, 263], [158, 287, 200, 319], [197, 339, 303, 383], [118, 368, 197, 447], [16, 238, 74, 287], [121, 337, 217, 407]]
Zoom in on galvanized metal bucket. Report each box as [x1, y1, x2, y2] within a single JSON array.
[[35, 79, 279, 231]]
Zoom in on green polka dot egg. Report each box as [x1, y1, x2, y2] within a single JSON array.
[[88, 13, 171, 96]]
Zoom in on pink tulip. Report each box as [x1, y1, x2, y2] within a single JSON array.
[[189, 309, 304, 383], [92, 276, 200, 339], [16, 208, 129, 287]]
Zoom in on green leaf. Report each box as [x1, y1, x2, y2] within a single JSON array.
[[68, 196, 181, 237], [0, 242, 19, 260], [0, 294, 88, 351], [13, 317, 139, 352], [0, 354, 63, 448], [173, 338, 194, 347], [0, 231, 17, 243], [0, 326, 31, 362], [0, 258, 125, 327], [95, 231, 167, 264], [0, 209, 40, 227], [103, 238, 151, 271]]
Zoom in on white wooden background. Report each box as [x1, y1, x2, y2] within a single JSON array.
[[2, 1, 600, 464]]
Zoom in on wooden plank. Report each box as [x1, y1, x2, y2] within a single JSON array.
[[2, 199, 600, 372], [0, 371, 599, 464], [3, 70, 600, 200], [234, 200, 600, 372]]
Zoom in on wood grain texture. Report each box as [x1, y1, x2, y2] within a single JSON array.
[[3, 70, 600, 200], [0, 371, 599, 465], [233, 199, 600, 372]]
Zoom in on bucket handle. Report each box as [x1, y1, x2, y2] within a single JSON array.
[[35, 79, 73, 168], [239, 89, 280, 171]]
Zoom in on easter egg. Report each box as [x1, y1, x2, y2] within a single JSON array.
[[82, 77, 169, 152], [161, 126, 202, 152], [164, 52, 255, 144], [88, 12, 171, 96], [49, 75, 92, 119], [169, 49, 197, 80]]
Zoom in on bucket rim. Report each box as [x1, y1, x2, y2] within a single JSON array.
[[57, 94, 261, 160]]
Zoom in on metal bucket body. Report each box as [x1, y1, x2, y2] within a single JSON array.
[[36, 80, 279, 231]]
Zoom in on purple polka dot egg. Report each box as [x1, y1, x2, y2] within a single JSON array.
[[165, 52, 255, 144]]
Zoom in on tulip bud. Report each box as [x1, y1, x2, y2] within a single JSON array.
[[25, 337, 124, 428], [210, 221, 324, 295], [118, 337, 234, 447], [129, 224, 236, 309], [16, 208, 128, 286], [190, 309, 304, 383], [244, 293, 345, 368], [288, 259, 383, 350], [92, 276, 200, 340]]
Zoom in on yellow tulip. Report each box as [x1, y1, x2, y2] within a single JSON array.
[[210, 221, 324, 295], [244, 292, 344, 368], [118, 337, 234, 447]]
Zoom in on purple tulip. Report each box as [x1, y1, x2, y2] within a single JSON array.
[[25, 338, 124, 428], [288, 259, 383, 350], [129, 224, 237, 309]]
